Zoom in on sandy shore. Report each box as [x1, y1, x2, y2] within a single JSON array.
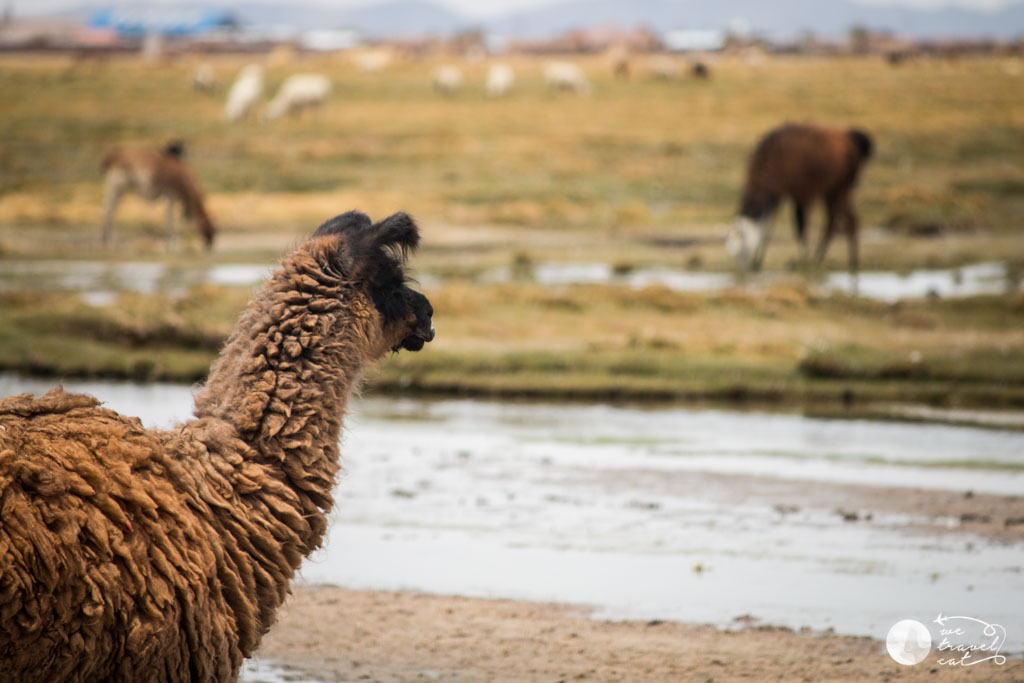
[[250, 585, 1021, 682]]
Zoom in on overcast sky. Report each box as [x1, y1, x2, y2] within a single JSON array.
[[13, 0, 1023, 19]]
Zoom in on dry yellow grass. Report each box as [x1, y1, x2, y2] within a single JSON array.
[[1, 51, 1022, 407], [1, 52, 1022, 258]]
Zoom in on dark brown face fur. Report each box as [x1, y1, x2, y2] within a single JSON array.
[[313, 211, 434, 353]]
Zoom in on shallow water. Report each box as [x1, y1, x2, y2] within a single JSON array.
[[826, 261, 1016, 301], [2, 375, 1023, 653], [483, 260, 1021, 301], [482, 261, 736, 292], [0, 260, 271, 304], [238, 660, 323, 683], [1, 259, 1017, 303]]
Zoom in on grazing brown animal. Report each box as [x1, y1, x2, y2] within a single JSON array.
[[727, 124, 874, 273], [0, 211, 434, 682], [101, 141, 216, 250]]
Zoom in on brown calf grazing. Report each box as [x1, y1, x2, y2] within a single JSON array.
[[727, 123, 873, 273], [101, 141, 216, 250]]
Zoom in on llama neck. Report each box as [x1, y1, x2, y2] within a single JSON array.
[[740, 188, 777, 220], [180, 185, 209, 224], [172, 250, 380, 655], [171, 170, 214, 241], [192, 251, 376, 550]]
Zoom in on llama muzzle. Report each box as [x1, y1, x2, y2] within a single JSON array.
[[397, 293, 434, 352]]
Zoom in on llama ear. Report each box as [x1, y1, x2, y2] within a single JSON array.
[[368, 212, 420, 261], [312, 211, 419, 280], [313, 211, 373, 239]]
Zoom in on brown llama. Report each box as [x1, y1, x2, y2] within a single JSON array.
[[727, 123, 874, 273], [0, 211, 434, 682], [101, 141, 216, 250]]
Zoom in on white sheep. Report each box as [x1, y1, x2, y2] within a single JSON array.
[[433, 65, 463, 96], [352, 49, 392, 73], [223, 63, 264, 122], [544, 61, 591, 95], [264, 73, 332, 121], [649, 55, 681, 80], [192, 63, 216, 93], [485, 63, 514, 97]]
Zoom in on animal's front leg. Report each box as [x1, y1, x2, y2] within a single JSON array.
[[165, 197, 179, 252], [101, 179, 125, 246], [793, 202, 810, 262], [816, 195, 844, 266]]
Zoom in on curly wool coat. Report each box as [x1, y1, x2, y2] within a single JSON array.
[[0, 215, 432, 682]]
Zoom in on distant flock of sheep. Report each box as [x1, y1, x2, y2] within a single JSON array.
[[220, 64, 331, 122], [198, 52, 712, 123], [432, 61, 595, 96]]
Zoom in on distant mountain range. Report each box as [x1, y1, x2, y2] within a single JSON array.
[[487, 0, 1024, 40], [49, 0, 1024, 40]]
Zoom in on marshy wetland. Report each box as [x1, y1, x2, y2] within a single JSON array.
[[2, 50, 1023, 679]]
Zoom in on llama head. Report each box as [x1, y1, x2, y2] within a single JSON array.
[[163, 140, 186, 158], [725, 215, 765, 270], [195, 213, 216, 251], [847, 128, 874, 161], [312, 211, 434, 355]]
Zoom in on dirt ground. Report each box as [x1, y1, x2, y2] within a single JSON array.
[[252, 585, 1021, 682]]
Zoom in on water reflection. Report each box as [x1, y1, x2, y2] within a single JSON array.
[[484, 260, 1021, 301], [0, 260, 271, 302], [2, 259, 1019, 302]]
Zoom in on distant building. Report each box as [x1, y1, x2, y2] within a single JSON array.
[[663, 28, 726, 52], [0, 17, 83, 48], [300, 28, 361, 51], [88, 7, 240, 38], [511, 25, 661, 54]]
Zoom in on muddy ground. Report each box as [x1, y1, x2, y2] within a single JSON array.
[[253, 585, 1021, 682]]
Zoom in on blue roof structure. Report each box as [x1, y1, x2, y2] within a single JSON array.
[[88, 7, 240, 37]]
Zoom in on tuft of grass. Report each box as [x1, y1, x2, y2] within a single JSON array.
[[0, 289, 242, 381], [799, 346, 1024, 385], [0, 281, 1022, 409]]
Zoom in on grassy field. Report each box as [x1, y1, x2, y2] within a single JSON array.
[[0, 51, 1022, 414], [2, 278, 1023, 412]]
